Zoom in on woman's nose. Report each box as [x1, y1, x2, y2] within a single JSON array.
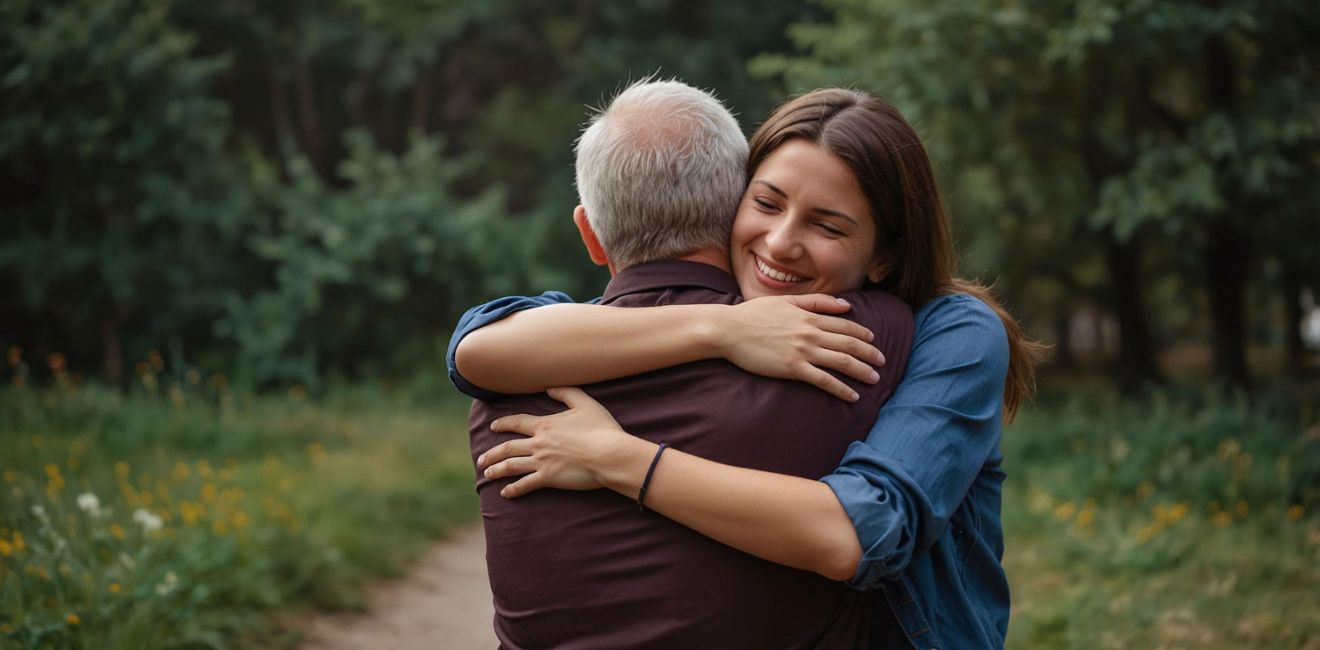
[[764, 219, 801, 259]]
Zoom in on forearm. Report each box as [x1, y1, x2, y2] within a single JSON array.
[[598, 437, 864, 581], [455, 303, 729, 394]]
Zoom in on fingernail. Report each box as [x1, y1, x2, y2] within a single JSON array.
[[489, 421, 499, 431], [869, 370, 880, 383], [484, 468, 492, 478], [477, 454, 486, 466], [865, 330, 875, 342], [836, 298, 849, 305], [850, 391, 859, 402]]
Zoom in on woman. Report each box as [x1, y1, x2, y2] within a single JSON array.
[[452, 89, 1044, 649]]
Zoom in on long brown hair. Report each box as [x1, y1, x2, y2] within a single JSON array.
[[748, 88, 1048, 420]]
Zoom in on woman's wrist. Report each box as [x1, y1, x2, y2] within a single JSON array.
[[688, 304, 734, 362], [595, 434, 661, 500]]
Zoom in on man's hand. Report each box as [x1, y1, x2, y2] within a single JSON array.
[[713, 294, 886, 402]]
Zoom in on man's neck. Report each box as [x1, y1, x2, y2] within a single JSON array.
[[673, 248, 730, 273]]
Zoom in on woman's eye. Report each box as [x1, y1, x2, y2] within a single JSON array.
[[816, 222, 844, 236], [753, 197, 778, 211]]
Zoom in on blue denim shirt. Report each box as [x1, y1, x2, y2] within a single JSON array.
[[446, 292, 1011, 650]]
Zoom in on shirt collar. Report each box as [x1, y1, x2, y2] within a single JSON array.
[[600, 260, 739, 304]]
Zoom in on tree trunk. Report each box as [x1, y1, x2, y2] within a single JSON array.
[[1202, 217, 1251, 387], [293, 58, 327, 178], [409, 63, 435, 136], [1281, 260, 1307, 377], [1104, 232, 1162, 392], [99, 312, 124, 389], [1053, 310, 1075, 370]]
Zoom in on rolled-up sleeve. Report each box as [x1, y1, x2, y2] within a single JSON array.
[[820, 295, 1010, 589], [445, 292, 579, 399]]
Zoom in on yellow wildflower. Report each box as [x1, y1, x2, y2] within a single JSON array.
[[1169, 503, 1188, 523], [1212, 512, 1232, 527], [1053, 502, 1076, 520], [13, 532, 24, 553], [66, 613, 80, 626], [110, 523, 126, 540], [230, 510, 250, 529], [212, 520, 229, 535], [109, 582, 121, 594], [0, 539, 12, 556], [114, 462, 131, 479], [1235, 501, 1249, 517], [1287, 505, 1304, 522], [173, 462, 191, 481], [1076, 509, 1094, 527]]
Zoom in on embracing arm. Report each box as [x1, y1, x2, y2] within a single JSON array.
[[482, 388, 864, 579], [452, 294, 886, 401], [480, 294, 1009, 584]]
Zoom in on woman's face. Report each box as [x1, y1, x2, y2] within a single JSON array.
[[731, 139, 883, 300]]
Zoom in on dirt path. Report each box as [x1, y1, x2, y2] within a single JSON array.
[[298, 524, 496, 650]]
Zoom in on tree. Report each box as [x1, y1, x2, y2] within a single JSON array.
[[756, 0, 1320, 390], [0, 0, 243, 384]]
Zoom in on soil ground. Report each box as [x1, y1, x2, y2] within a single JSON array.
[[297, 524, 496, 650]]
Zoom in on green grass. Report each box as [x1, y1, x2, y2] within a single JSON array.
[[0, 382, 477, 650], [1003, 387, 1320, 649]]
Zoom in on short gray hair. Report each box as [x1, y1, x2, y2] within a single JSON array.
[[574, 79, 748, 269]]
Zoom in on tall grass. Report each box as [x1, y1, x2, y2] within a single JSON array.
[[1003, 385, 1320, 649], [0, 382, 477, 650]]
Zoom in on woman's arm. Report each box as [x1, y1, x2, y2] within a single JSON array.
[[480, 387, 864, 580], [455, 294, 886, 402], [478, 295, 1010, 584]]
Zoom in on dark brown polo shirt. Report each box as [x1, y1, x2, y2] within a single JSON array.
[[469, 260, 914, 649]]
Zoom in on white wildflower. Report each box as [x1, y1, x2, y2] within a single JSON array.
[[31, 504, 48, 521], [133, 508, 163, 533], [119, 553, 136, 569], [155, 570, 178, 596], [77, 492, 102, 517]]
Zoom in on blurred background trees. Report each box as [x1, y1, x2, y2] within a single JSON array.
[[2, 0, 1317, 393]]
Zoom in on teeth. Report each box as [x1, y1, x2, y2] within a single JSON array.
[[756, 258, 806, 283]]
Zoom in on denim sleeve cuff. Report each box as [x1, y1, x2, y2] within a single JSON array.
[[445, 291, 578, 399], [820, 441, 927, 589]]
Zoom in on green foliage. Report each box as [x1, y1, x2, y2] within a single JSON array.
[[0, 383, 476, 649], [1002, 388, 1320, 648], [0, 0, 244, 374], [755, 0, 1320, 384], [220, 132, 514, 388]]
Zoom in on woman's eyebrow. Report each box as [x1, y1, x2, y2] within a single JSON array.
[[753, 180, 787, 197]]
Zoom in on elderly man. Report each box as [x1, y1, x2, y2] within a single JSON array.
[[453, 79, 911, 648]]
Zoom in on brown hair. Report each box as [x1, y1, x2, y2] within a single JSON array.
[[748, 88, 1048, 420]]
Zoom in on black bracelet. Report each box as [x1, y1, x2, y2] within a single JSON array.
[[637, 442, 670, 512]]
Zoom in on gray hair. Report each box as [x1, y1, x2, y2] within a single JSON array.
[[574, 79, 748, 269]]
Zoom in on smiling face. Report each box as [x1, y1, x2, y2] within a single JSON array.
[[731, 139, 884, 300]]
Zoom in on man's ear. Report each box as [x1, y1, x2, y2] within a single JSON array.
[[573, 206, 610, 267]]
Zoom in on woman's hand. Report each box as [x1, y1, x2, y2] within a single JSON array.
[[713, 295, 887, 402], [478, 387, 649, 499]]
